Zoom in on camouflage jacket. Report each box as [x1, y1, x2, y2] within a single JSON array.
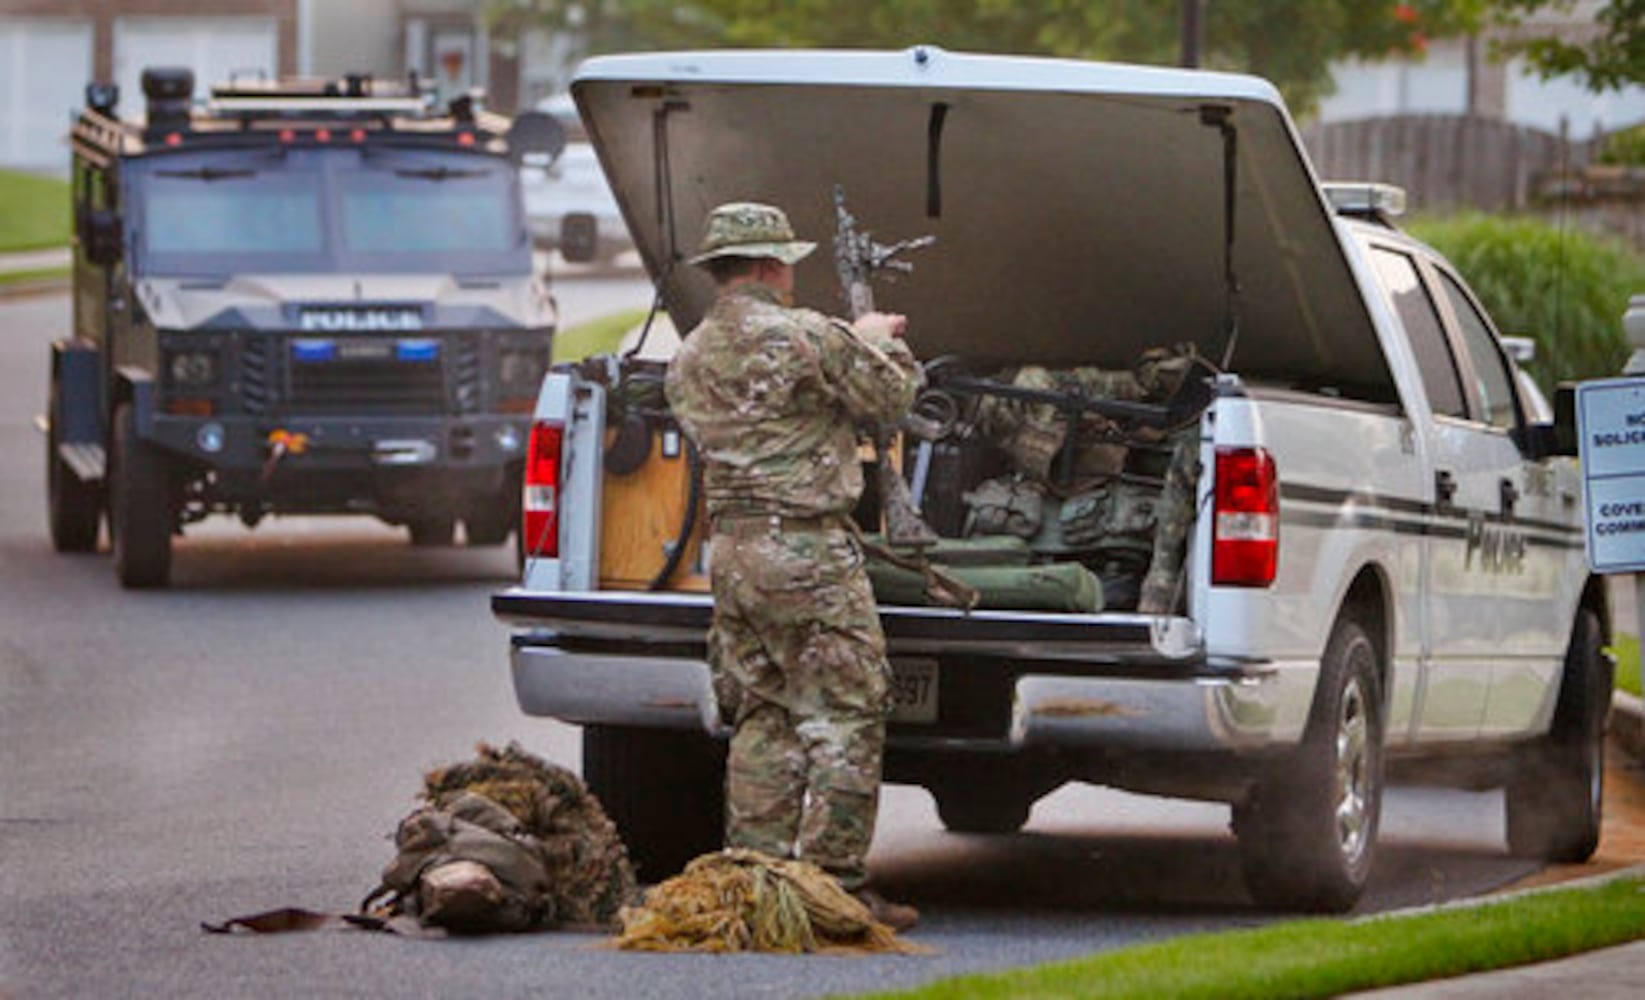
[[665, 284, 922, 520]]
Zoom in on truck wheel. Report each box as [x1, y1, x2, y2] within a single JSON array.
[[109, 402, 174, 589], [1505, 608, 1610, 863], [582, 725, 725, 882], [1235, 616, 1383, 912], [46, 379, 101, 553], [407, 517, 456, 546], [932, 779, 1035, 834]]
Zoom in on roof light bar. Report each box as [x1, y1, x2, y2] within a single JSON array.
[[1322, 182, 1407, 220]]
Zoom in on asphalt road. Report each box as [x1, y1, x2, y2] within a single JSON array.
[[0, 283, 1541, 998]]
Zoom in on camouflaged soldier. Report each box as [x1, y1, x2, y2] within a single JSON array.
[[664, 202, 922, 931]]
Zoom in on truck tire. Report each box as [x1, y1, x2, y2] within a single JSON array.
[[1505, 608, 1610, 863], [46, 378, 101, 553], [582, 725, 725, 882], [932, 785, 1033, 835], [1235, 616, 1383, 912], [109, 402, 174, 589]]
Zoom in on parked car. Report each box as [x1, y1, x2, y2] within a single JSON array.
[[521, 95, 632, 265]]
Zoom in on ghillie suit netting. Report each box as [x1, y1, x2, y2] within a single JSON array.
[[365, 741, 638, 934], [612, 849, 924, 954]]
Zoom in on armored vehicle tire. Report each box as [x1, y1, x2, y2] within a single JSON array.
[[1505, 608, 1610, 863], [109, 402, 174, 589], [582, 725, 725, 883], [408, 517, 457, 546], [47, 380, 101, 553], [1235, 616, 1383, 913], [463, 503, 515, 547], [932, 782, 1034, 834]]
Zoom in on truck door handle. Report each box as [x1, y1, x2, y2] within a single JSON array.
[[1435, 469, 1457, 510], [1500, 478, 1519, 520]]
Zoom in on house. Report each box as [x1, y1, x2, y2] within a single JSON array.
[[0, 0, 532, 172]]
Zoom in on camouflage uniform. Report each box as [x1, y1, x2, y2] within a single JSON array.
[[665, 203, 922, 891]]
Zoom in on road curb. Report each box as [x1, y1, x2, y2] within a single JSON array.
[[0, 275, 70, 300], [1609, 690, 1645, 765]]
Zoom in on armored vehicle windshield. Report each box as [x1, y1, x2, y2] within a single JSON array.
[[129, 146, 531, 277]]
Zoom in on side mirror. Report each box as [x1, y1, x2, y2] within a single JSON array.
[[507, 110, 567, 168], [559, 212, 598, 264], [1514, 383, 1579, 459], [80, 208, 123, 267]]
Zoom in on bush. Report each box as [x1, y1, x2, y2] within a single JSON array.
[[1407, 214, 1645, 391]]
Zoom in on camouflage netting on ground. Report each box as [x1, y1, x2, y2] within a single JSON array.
[[420, 741, 638, 927], [612, 849, 923, 954]]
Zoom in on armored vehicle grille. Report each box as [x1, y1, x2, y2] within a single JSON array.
[[241, 337, 271, 415], [450, 334, 481, 415], [285, 344, 447, 414]]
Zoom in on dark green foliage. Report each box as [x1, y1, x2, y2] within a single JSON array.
[[1407, 214, 1645, 390], [1599, 124, 1645, 167]]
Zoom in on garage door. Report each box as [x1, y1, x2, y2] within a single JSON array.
[[0, 20, 93, 171], [114, 17, 278, 112]]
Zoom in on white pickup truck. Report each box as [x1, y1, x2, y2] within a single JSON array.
[[491, 48, 1610, 912]]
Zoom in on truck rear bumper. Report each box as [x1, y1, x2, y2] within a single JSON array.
[[508, 640, 1312, 753]]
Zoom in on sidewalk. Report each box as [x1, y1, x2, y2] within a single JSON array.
[[0, 246, 70, 296]]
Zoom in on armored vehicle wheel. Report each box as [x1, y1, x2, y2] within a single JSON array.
[[46, 380, 101, 553], [1505, 608, 1610, 863], [932, 782, 1034, 834], [582, 725, 724, 882], [408, 517, 457, 546], [1235, 615, 1383, 912], [463, 501, 515, 547], [109, 402, 174, 589]]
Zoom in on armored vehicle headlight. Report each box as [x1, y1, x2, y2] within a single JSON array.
[[168, 350, 218, 387], [500, 345, 548, 388]]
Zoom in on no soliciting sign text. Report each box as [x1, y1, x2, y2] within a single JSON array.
[[1577, 376, 1645, 572]]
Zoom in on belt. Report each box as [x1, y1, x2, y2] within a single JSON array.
[[711, 512, 848, 539]]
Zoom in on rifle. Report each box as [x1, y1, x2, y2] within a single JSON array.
[[832, 184, 940, 548]]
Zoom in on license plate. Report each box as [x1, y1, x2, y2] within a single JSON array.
[[889, 657, 939, 724]]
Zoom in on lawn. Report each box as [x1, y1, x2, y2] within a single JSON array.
[[858, 875, 1645, 1000], [553, 308, 651, 362], [1614, 634, 1642, 698], [0, 170, 70, 253]]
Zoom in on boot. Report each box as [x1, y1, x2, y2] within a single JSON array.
[[853, 888, 919, 932]]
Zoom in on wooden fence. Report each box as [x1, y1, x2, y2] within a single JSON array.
[[1301, 113, 1644, 252], [1299, 113, 1597, 213]]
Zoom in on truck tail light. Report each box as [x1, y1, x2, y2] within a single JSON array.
[[1213, 446, 1278, 587], [522, 419, 562, 558]]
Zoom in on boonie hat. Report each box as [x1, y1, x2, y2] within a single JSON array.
[[688, 202, 817, 265]]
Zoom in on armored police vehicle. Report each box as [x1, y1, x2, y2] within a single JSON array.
[[493, 49, 1608, 911], [49, 68, 562, 588]]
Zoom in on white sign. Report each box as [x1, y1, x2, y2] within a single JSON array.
[[1576, 376, 1645, 572]]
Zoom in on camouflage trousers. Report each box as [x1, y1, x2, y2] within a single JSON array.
[[706, 524, 890, 891], [1138, 427, 1202, 614]]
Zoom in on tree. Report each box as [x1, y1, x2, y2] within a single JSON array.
[[485, 1, 1475, 116], [1483, 0, 1645, 92]]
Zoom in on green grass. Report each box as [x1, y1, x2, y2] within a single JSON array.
[[0, 266, 70, 287], [553, 308, 651, 362], [855, 877, 1645, 1000], [0, 170, 70, 252], [1614, 634, 1642, 698]]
